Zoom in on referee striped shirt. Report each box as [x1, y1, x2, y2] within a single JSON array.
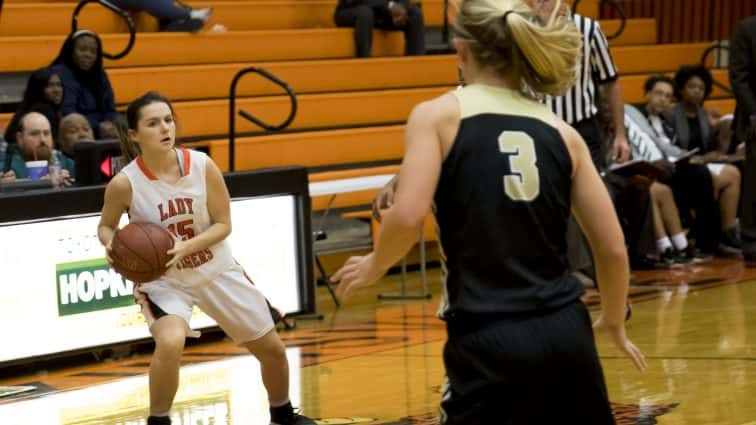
[[546, 14, 619, 124]]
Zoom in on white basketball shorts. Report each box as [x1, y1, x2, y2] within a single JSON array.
[[134, 263, 275, 344]]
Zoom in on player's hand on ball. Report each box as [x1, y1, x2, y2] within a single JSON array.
[[332, 254, 386, 301], [165, 233, 190, 268], [593, 315, 647, 372]]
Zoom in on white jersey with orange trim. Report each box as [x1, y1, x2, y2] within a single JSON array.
[[120, 148, 234, 286]]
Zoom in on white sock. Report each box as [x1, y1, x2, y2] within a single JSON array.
[[657, 237, 673, 253], [270, 398, 290, 408], [150, 411, 170, 417], [671, 232, 688, 251]]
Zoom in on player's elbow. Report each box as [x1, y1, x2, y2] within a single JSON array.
[[392, 205, 426, 230], [220, 222, 232, 239], [596, 239, 628, 266]]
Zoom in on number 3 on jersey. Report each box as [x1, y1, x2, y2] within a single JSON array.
[[498, 131, 540, 201]]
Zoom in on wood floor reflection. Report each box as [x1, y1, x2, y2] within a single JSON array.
[[1, 258, 755, 424]]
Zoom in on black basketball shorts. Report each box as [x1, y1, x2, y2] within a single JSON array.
[[440, 300, 615, 425]]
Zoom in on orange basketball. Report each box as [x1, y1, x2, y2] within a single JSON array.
[[110, 222, 174, 283]]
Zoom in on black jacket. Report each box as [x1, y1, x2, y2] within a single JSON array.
[[729, 15, 756, 142]]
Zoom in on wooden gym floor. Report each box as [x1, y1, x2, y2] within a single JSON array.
[[1, 258, 755, 424]]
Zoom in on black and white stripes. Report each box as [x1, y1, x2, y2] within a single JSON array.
[[546, 14, 619, 124]]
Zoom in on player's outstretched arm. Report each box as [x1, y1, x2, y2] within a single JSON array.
[[333, 94, 455, 301], [562, 122, 646, 372]]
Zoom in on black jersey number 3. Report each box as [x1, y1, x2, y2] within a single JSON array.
[[498, 131, 540, 201]]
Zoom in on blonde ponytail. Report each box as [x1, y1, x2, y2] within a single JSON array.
[[454, 0, 582, 97]]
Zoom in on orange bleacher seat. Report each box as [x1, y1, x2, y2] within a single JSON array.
[[0, 0, 601, 36], [108, 56, 456, 103], [208, 125, 405, 171], [705, 99, 736, 115], [0, 35, 714, 74], [0, 1, 640, 38], [0, 29, 404, 72], [171, 87, 446, 137]]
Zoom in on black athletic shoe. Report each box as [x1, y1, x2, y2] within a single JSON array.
[[721, 227, 742, 249], [744, 252, 756, 268], [270, 402, 316, 425], [632, 255, 671, 270], [660, 248, 690, 266], [147, 416, 171, 425], [159, 16, 205, 32], [672, 246, 713, 264]]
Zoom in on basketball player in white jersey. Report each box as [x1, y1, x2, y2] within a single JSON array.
[[97, 92, 315, 425]]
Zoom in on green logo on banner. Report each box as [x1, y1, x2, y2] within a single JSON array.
[[56, 258, 134, 316]]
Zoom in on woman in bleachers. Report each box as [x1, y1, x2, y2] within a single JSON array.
[[666, 65, 720, 154], [51, 30, 117, 140], [3, 67, 63, 147], [665, 65, 742, 253]]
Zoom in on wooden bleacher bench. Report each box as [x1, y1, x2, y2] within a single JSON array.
[[108, 56, 456, 103], [2, 0, 611, 36], [1, 38, 716, 80], [208, 125, 405, 171], [169, 86, 446, 137], [4, 98, 735, 137], [0, 29, 405, 72], [705, 98, 736, 115]]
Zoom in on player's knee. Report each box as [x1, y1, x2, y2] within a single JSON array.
[[725, 164, 741, 183], [153, 330, 186, 357], [650, 183, 671, 201], [657, 183, 673, 201], [248, 334, 287, 362]]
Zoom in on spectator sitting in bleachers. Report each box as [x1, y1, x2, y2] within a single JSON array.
[[109, 0, 213, 32], [625, 103, 721, 258], [58, 113, 94, 174], [3, 67, 63, 147], [642, 73, 742, 254], [51, 30, 117, 140], [334, 0, 425, 58], [5, 112, 73, 184], [665, 66, 738, 163]]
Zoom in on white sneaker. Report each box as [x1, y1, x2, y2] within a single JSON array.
[[189, 7, 213, 23]]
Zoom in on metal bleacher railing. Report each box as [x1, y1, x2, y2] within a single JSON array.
[[227, 67, 298, 172], [71, 0, 136, 60]]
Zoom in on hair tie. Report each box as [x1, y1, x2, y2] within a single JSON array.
[[503, 10, 516, 23]]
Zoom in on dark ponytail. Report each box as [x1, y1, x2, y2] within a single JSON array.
[[117, 91, 176, 163], [114, 113, 139, 163]]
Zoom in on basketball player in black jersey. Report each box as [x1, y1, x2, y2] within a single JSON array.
[[333, 0, 645, 423]]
